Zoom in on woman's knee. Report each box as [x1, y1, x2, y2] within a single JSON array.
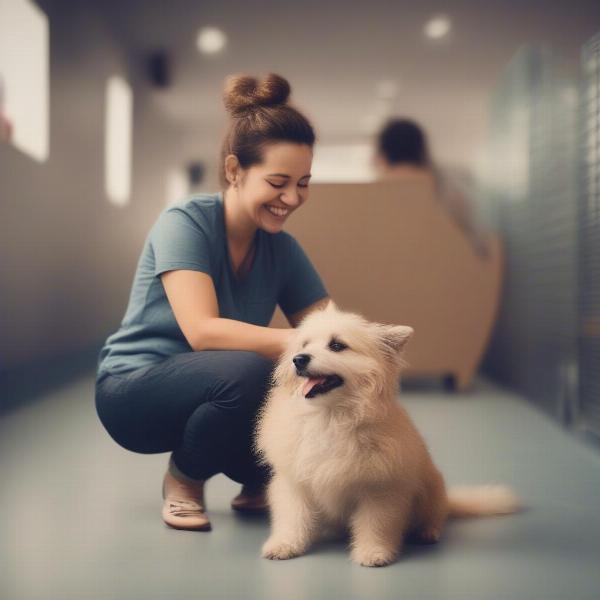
[[95, 388, 172, 454]]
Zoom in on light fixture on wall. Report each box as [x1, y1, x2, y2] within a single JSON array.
[[104, 76, 133, 207], [424, 15, 451, 40], [196, 27, 227, 55]]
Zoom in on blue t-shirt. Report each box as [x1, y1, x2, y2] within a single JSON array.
[[97, 192, 327, 377]]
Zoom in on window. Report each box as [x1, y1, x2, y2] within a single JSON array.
[[0, 0, 49, 162], [311, 144, 375, 183]]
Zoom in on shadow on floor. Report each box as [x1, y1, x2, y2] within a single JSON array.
[[0, 345, 101, 416]]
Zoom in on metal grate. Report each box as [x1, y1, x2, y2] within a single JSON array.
[[579, 33, 600, 436], [481, 45, 580, 425]]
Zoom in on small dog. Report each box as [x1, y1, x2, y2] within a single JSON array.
[[254, 302, 520, 567]]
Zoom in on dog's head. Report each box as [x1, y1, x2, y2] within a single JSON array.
[[274, 301, 413, 407]]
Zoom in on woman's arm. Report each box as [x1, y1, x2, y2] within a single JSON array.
[[160, 269, 293, 361]]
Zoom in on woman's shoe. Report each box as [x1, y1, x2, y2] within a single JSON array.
[[162, 470, 211, 531], [230, 483, 269, 514]]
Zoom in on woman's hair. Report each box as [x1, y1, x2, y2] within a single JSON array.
[[376, 118, 431, 167], [220, 73, 316, 187]]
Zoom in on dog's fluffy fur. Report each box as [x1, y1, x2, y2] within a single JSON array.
[[254, 302, 520, 567]]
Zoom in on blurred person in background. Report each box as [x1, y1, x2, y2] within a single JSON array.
[[94, 73, 330, 531], [374, 118, 491, 258]]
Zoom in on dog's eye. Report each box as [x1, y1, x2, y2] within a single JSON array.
[[328, 340, 348, 352]]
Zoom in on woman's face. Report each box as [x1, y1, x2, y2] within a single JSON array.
[[233, 142, 313, 234]]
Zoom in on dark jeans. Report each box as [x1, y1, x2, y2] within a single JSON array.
[[95, 350, 274, 486]]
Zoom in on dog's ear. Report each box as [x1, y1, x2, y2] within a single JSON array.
[[376, 325, 414, 354], [324, 300, 338, 312]]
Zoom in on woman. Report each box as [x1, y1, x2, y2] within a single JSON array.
[[374, 118, 491, 259], [95, 73, 330, 531]]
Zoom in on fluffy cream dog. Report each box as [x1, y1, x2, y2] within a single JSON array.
[[254, 302, 520, 567]]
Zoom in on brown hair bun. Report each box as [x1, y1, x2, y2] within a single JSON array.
[[219, 72, 315, 187], [223, 73, 291, 116]]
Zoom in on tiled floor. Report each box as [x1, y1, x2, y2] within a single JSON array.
[[1, 371, 599, 600]]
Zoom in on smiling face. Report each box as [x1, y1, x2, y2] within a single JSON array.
[[225, 142, 313, 233]]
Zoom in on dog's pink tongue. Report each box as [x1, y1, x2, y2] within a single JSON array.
[[303, 377, 327, 397]]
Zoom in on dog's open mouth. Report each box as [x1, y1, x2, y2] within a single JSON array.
[[300, 373, 344, 399]]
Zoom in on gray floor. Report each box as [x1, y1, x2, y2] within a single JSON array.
[[1, 372, 600, 600]]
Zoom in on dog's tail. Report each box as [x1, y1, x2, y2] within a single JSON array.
[[446, 484, 522, 518]]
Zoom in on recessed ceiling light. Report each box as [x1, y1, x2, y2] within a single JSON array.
[[196, 27, 227, 54], [424, 15, 451, 40]]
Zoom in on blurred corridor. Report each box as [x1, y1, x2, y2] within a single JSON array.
[[1, 1, 600, 598]]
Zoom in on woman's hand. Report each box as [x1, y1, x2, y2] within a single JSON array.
[[277, 328, 296, 357]]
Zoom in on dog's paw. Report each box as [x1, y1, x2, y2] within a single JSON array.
[[350, 546, 398, 567], [261, 537, 306, 560]]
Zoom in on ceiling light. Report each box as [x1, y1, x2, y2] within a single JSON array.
[[424, 16, 451, 40], [196, 27, 227, 54]]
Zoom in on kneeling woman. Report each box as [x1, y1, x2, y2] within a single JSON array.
[[95, 73, 329, 531]]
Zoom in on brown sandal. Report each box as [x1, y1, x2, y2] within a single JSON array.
[[162, 471, 211, 531], [230, 483, 269, 514]]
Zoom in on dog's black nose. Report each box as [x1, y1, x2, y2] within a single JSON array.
[[292, 353, 311, 369]]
